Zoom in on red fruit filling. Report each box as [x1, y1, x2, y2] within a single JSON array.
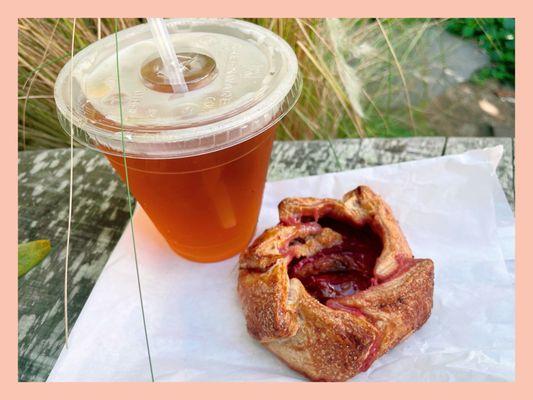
[[288, 217, 383, 304]]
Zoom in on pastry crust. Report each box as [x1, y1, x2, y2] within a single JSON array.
[[238, 186, 434, 381]]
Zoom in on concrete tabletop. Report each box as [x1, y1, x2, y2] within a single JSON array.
[[18, 137, 514, 381]]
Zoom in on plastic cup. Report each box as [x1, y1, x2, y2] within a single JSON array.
[[54, 19, 301, 262]]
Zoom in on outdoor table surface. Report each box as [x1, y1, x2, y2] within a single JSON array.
[[18, 136, 515, 382]]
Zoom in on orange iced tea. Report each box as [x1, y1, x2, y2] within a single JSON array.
[[106, 126, 275, 262], [55, 19, 300, 263]]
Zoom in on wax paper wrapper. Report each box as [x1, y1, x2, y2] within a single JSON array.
[[48, 146, 515, 382]]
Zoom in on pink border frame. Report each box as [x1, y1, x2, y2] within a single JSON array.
[[6, 2, 531, 398]]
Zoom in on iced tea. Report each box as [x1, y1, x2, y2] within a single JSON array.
[[55, 19, 300, 263], [106, 126, 276, 262]]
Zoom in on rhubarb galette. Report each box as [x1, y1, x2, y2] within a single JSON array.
[[238, 186, 434, 381]]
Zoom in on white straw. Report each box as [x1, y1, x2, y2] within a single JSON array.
[[147, 18, 188, 93]]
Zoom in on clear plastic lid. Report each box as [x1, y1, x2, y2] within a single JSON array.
[[54, 18, 301, 159]]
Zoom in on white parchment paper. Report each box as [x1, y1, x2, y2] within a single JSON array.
[[48, 147, 515, 382]]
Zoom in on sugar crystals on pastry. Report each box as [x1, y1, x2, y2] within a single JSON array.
[[238, 186, 434, 382]]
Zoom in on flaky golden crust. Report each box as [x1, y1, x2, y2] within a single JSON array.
[[238, 186, 434, 382]]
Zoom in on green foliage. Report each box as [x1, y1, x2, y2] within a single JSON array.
[[18, 240, 51, 277], [446, 18, 515, 86], [18, 18, 515, 148]]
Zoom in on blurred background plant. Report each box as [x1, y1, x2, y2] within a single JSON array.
[[446, 18, 514, 86], [18, 18, 515, 150]]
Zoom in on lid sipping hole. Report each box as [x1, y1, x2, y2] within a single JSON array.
[[140, 52, 217, 93]]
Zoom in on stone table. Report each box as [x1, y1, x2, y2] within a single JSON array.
[[18, 137, 514, 381]]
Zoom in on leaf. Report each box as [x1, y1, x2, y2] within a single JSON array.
[[503, 18, 515, 31], [462, 25, 475, 38], [18, 240, 51, 278]]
